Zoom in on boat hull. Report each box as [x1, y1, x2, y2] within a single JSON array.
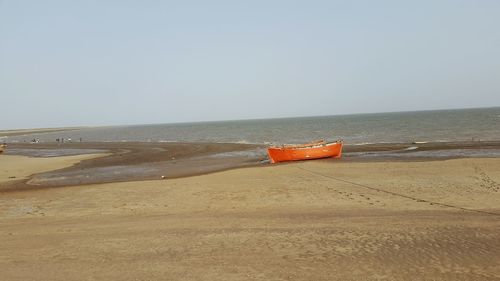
[[267, 141, 343, 163]]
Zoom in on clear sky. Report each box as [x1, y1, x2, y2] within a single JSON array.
[[1, 0, 499, 129]]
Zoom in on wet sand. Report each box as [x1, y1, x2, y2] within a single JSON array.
[[4, 140, 500, 190], [1, 143, 500, 280], [0, 154, 107, 184], [2, 142, 263, 190]]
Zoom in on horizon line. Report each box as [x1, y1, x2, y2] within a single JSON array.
[[2, 105, 499, 131]]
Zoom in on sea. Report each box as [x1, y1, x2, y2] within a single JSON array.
[[4, 107, 500, 145], [4, 107, 500, 183], [3, 107, 500, 160]]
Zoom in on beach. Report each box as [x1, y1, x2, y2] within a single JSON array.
[[1, 142, 500, 280], [2, 0, 499, 279]]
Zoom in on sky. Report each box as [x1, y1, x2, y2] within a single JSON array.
[[1, 0, 499, 129]]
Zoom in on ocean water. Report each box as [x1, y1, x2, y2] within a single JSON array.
[[4, 107, 500, 145]]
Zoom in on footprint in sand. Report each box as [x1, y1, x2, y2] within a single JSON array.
[[474, 166, 500, 192]]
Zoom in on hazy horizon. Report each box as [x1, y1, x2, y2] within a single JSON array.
[[1, 1, 499, 130], [2, 105, 498, 131]]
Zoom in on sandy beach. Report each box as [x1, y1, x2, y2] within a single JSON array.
[[3, 0, 499, 279], [1, 143, 500, 281]]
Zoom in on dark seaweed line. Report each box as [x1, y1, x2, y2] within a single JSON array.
[[296, 165, 500, 217]]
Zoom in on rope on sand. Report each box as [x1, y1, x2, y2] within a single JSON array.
[[296, 165, 500, 217]]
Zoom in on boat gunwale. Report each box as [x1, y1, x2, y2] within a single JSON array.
[[268, 141, 342, 151]]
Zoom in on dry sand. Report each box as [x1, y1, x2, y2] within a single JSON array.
[[1, 155, 500, 280], [0, 154, 106, 184]]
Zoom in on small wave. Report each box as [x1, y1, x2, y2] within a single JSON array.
[[351, 141, 400, 146], [212, 140, 265, 145], [234, 140, 253, 144], [352, 142, 377, 146], [209, 148, 267, 159], [404, 146, 419, 151]]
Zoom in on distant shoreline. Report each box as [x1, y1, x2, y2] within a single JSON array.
[[0, 127, 86, 138]]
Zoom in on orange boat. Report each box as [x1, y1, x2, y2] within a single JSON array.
[[267, 140, 343, 163]]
